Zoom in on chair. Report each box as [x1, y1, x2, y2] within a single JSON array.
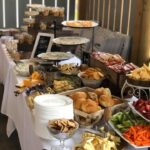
[[74, 27, 131, 61]]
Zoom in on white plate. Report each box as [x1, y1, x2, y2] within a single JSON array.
[[108, 120, 150, 149], [34, 94, 73, 108], [37, 52, 74, 61], [128, 101, 150, 122], [53, 36, 90, 45], [62, 20, 98, 28]]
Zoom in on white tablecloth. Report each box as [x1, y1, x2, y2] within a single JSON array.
[[0, 42, 15, 84], [0, 42, 148, 150]]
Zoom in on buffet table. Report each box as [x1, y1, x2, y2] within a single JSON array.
[[0, 43, 148, 150]]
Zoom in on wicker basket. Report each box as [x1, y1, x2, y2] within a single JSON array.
[[60, 87, 104, 128], [74, 109, 104, 128]]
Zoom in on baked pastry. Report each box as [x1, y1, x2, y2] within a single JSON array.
[[41, 8, 49, 16], [81, 99, 100, 113], [74, 98, 87, 110], [87, 92, 98, 104], [70, 92, 87, 101], [95, 88, 111, 98], [99, 95, 114, 107], [80, 67, 104, 80], [40, 22, 47, 30]]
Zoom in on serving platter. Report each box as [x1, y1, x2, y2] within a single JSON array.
[[37, 52, 74, 61], [128, 101, 150, 122], [108, 120, 150, 149], [53, 36, 90, 45], [62, 20, 98, 28], [126, 76, 150, 87]]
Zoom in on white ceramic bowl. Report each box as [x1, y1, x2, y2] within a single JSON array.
[[78, 72, 104, 88]]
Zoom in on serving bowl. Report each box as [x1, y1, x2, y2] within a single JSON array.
[[47, 120, 79, 140], [126, 76, 150, 87], [78, 72, 104, 88]]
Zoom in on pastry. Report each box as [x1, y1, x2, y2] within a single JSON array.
[[40, 22, 47, 30], [74, 98, 87, 110], [70, 92, 87, 101], [99, 95, 114, 107], [95, 88, 111, 98], [80, 67, 104, 80], [81, 99, 100, 113], [87, 92, 98, 104]]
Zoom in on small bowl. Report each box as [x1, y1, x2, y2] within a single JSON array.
[[78, 72, 104, 88], [47, 119, 79, 140]]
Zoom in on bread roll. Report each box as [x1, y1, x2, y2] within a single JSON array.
[[99, 95, 114, 107], [95, 88, 111, 98], [81, 99, 99, 113], [87, 92, 98, 104], [74, 98, 86, 110], [70, 92, 87, 101], [94, 88, 105, 96]]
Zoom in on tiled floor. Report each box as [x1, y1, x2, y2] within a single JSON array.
[[0, 84, 21, 150]]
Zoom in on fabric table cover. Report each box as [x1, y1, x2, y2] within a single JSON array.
[[0, 43, 148, 150]]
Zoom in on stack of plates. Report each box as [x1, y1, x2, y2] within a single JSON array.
[[34, 94, 74, 140]]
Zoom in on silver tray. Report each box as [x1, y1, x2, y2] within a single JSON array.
[[37, 52, 74, 61]]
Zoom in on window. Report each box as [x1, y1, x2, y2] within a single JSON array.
[[0, 0, 78, 28]]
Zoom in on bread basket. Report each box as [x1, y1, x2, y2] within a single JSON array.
[[74, 109, 103, 128], [60, 87, 104, 128]]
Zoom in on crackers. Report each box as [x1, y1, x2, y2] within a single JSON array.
[[48, 119, 78, 133]]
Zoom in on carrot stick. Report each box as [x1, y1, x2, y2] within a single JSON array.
[[123, 125, 150, 146]]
